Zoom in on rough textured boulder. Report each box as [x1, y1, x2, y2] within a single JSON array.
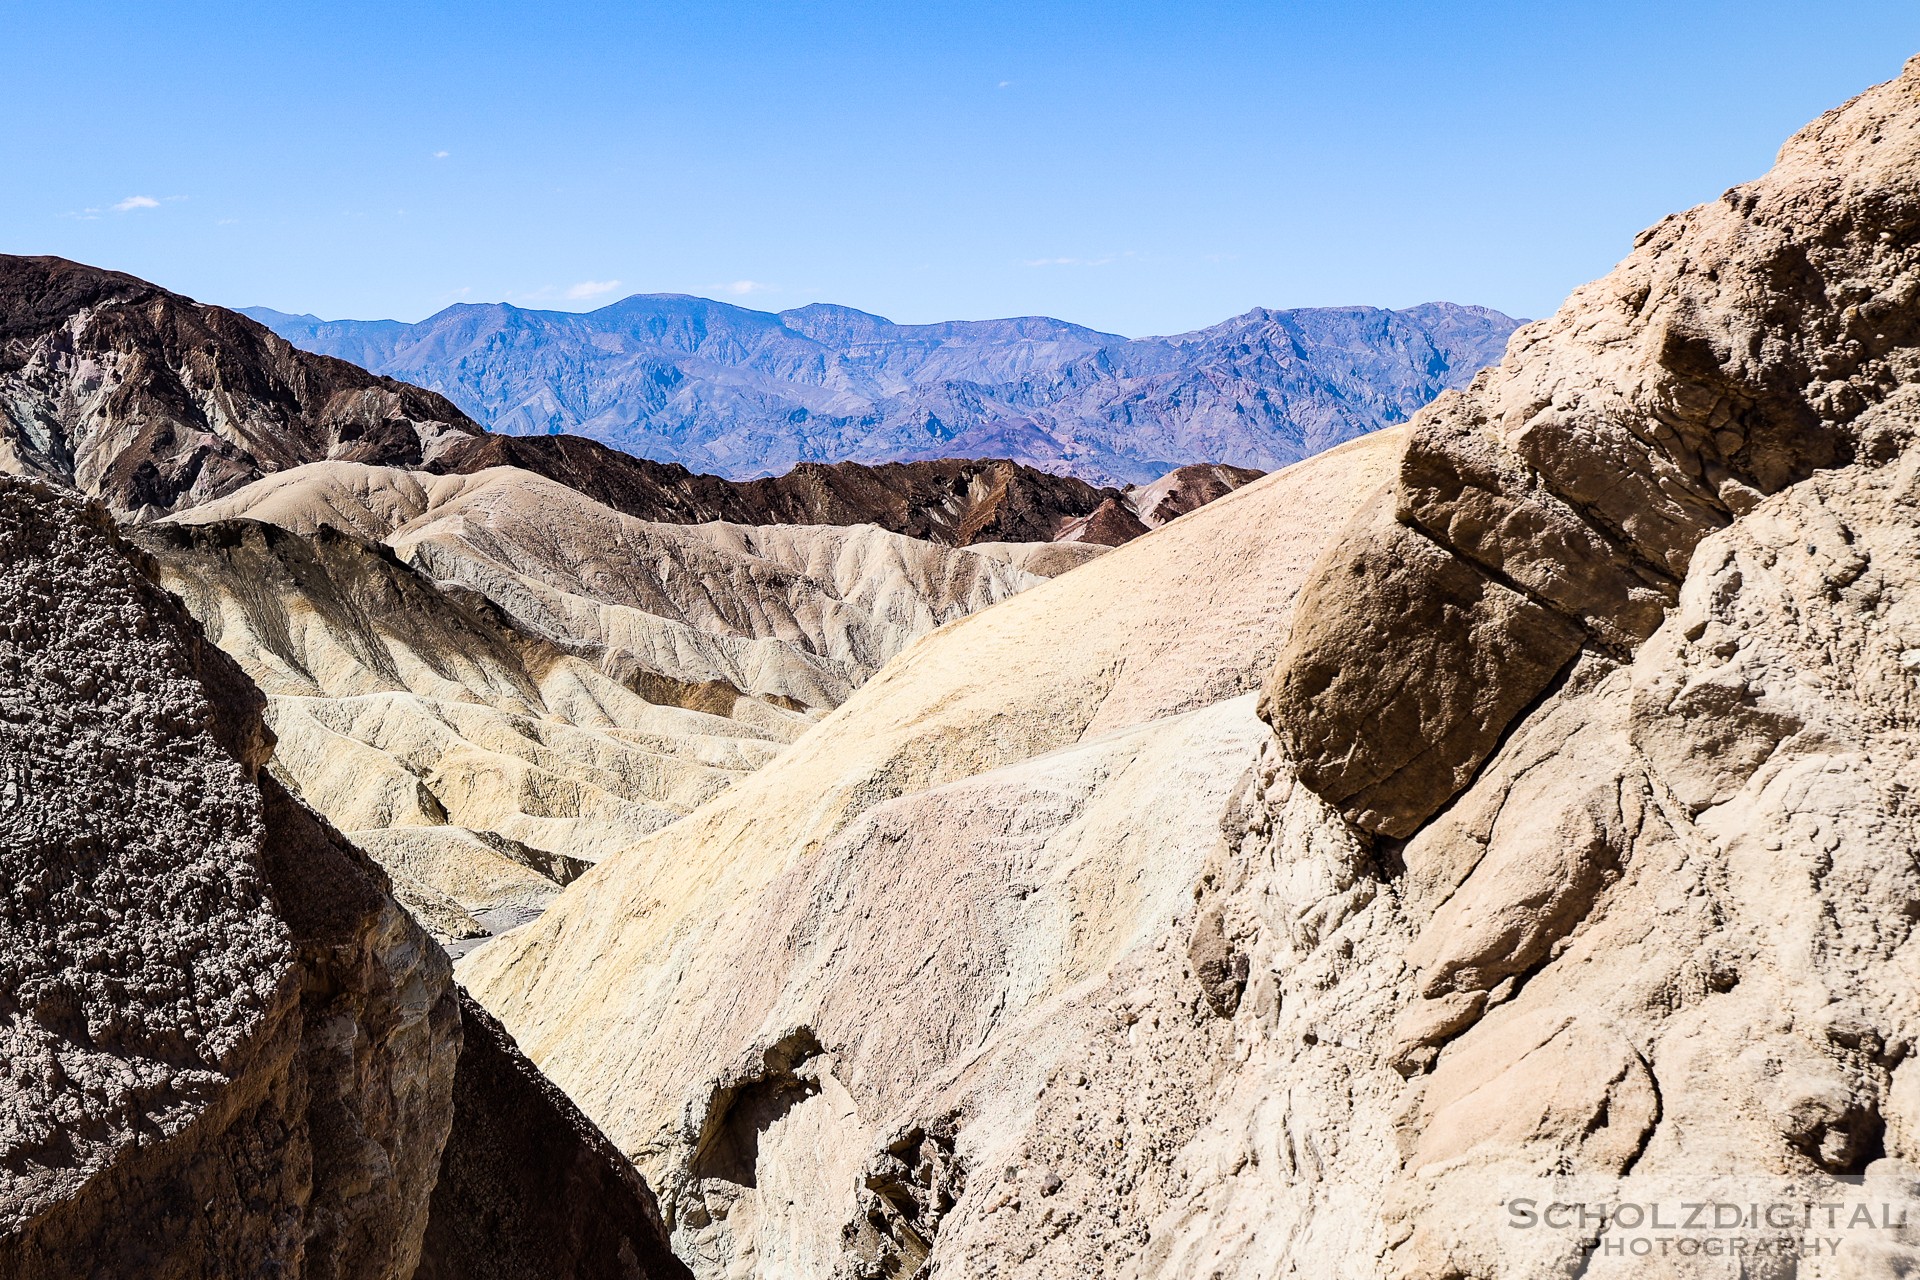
[[0, 475, 459, 1277], [1265, 55, 1920, 836], [0, 475, 687, 1277], [1111, 55, 1920, 1277]]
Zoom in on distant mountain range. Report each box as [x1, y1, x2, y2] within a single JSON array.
[[244, 296, 1524, 485], [0, 254, 1248, 544]]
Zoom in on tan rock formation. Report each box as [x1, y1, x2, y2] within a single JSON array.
[[133, 515, 773, 946], [1265, 54, 1920, 838], [144, 462, 1089, 944], [1139, 55, 1920, 1278], [456, 428, 1403, 1275], [466, 56, 1920, 1280]]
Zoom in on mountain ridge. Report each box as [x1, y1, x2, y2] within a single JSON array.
[[245, 294, 1522, 485], [0, 254, 1252, 542]]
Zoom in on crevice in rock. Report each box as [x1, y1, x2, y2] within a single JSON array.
[[688, 1028, 826, 1190], [839, 1115, 967, 1280], [1614, 1051, 1661, 1178]]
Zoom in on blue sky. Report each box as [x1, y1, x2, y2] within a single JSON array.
[[5, 2, 1919, 335]]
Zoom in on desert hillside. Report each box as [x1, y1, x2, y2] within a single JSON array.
[[458, 55, 1920, 1279], [133, 460, 1110, 950], [458, 426, 1404, 1275], [8, 43, 1920, 1280]]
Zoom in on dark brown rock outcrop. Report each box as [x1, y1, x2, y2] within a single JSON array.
[[0, 255, 481, 517], [434, 433, 1149, 546], [0, 475, 687, 1277], [1051, 495, 1151, 545], [1264, 56, 1920, 837], [1124, 462, 1266, 529], [415, 993, 693, 1280], [0, 474, 459, 1278]]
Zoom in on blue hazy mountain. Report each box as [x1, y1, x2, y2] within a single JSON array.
[[243, 296, 1523, 485]]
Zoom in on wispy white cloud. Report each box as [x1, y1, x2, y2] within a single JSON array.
[[113, 195, 160, 212], [1022, 255, 1117, 267], [998, 80, 1012, 88], [715, 280, 772, 296], [433, 150, 450, 159], [1023, 249, 1141, 268], [565, 279, 623, 300]]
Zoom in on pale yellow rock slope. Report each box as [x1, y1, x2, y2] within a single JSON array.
[[150, 462, 1083, 948], [458, 427, 1404, 1276], [468, 58, 1920, 1280], [176, 462, 1084, 711]]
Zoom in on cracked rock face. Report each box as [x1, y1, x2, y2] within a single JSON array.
[[1172, 55, 1920, 1276], [1265, 54, 1920, 838]]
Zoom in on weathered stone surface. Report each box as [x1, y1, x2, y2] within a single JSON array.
[[0, 475, 457, 1279], [456, 430, 1403, 1279], [1267, 54, 1920, 835], [1135, 382, 1920, 1275], [1263, 493, 1584, 837], [1110, 57, 1920, 1279], [0, 475, 686, 1278]]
